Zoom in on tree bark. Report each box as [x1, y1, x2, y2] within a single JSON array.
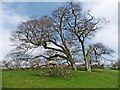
[[71, 62, 77, 70], [85, 46, 94, 72], [86, 57, 92, 72], [68, 56, 77, 70], [79, 39, 92, 72], [79, 40, 88, 71]]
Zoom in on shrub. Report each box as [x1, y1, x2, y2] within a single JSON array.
[[35, 64, 74, 79]]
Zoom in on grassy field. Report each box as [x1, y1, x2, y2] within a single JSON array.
[[2, 68, 119, 88]]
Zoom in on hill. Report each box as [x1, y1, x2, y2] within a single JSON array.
[[2, 69, 118, 88]]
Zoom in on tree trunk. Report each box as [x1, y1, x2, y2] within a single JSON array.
[[80, 40, 88, 71], [67, 53, 77, 70], [85, 46, 94, 72], [86, 58, 92, 72], [61, 38, 77, 70], [58, 18, 77, 70], [69, 60, 77, 70], [72, 63, 77, 70], [79, 40, 92, 72]]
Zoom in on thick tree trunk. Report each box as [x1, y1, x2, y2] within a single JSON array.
[[61, 36, 77, 70], [58, 16, 77, 70], [85, 46, 94, 72], [72, 63, 77, 70], [86, 58, 92, 72], [80, 41, 88, 71], [67, 53, 77, 70], [69, 59, 77, 70]]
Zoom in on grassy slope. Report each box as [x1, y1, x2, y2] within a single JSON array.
[[2, 69, 118, 88], [0, 70, 2, 88]]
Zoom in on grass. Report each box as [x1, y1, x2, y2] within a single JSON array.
[[2, 68, 119, 88]]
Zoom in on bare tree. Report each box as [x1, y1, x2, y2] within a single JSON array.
[[84, 43, 114, 71], [57, 2, 112, 71], [11, 16, 78, 70], [9, 2, 114, 72], [3, 51, 33, 68]]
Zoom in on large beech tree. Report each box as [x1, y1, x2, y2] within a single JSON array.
[[11, 16, 77, 70]]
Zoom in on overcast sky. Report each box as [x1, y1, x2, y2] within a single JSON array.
[[0, 0, 118, 62]]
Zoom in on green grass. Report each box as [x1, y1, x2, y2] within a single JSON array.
[[2, 68, 119, 88], [0, 69, 2, 88]]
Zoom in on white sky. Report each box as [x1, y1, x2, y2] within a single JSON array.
[[82, 1, 118, 59], [0, 0, 118, 62]]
